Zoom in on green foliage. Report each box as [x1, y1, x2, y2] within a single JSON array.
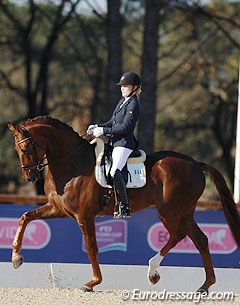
[[0, 0, 239, 197], [155, 1, 239, 182]]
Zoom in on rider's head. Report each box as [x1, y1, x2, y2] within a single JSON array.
[[116, 72, 142, 98]]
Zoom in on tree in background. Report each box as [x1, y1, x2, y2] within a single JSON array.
[[0, 0, 82, 194], [0, 0, 81, 118], [156, 0, 240, 189], [106, 0, 122, 117], [138, 0, 165, 153], [0, 0, 240, 197]]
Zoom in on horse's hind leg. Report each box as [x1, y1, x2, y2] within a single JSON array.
[[12, 202, 65, 269], [148, 229, 186, 285], [183, 217, 216, 293]]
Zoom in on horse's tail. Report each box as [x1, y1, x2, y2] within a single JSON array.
[[200, 162, 240, 248]]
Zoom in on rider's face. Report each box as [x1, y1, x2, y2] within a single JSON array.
[[121, 85, 135, 98]]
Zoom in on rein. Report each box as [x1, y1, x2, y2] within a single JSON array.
[[45, 141, 87, 167], [16, 127, 88, 173]]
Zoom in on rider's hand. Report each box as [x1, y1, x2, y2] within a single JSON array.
[[87, 124, 98, 135], [93, 127, 104, 137]]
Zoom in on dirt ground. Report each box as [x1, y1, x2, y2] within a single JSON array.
[[0, 288, 238, 305]]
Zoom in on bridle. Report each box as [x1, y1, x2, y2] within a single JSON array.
[[15, 126, 48, 173], [15, 126, 89, 175]]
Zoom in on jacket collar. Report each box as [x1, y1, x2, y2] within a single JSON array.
[[116, 95, 135, 113]]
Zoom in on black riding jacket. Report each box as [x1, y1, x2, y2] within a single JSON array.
[[99, 95, 140, 150]]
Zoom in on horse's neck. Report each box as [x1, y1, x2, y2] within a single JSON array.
[[46, 130, 80, 156], [46, 135, 93, 169], [45, 132, 95, 195]]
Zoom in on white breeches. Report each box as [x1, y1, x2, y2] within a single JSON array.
[[110, 146, 133, 178]]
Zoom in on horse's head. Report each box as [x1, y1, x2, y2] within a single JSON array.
[[8, 122, 47, 183]]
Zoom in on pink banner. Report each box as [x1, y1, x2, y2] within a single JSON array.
[[0, 218, 51, 249], [147, 223, 237, 254]]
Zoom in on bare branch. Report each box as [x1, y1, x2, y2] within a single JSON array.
[[0, 70, 25, 96], [213, 18, 240, 49], [200, 6, 240, 29], [56, 0, 81, 29], [27, 0, 37, 33], [0, 2, 24, 32], [159, 48, 196, 83]]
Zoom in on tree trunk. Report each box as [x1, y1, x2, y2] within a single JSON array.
[[106, 0, 122, 117], [212, 102, 236, 190], [138, 0, 164, 153]]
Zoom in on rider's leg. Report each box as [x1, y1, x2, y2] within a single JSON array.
[[113, 169, 131, 217], [110, 146, 132, 218]]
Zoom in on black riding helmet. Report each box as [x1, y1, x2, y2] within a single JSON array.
[[116, 72, 142, 86]]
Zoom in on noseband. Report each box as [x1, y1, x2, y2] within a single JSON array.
[[16, 126, 48, 173]]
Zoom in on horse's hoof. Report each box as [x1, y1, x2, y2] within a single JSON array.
[[148, 271, 160, 285], [81, 285, 94, 292], [12, 255, 24, 269], [196, 287, 208, 295]]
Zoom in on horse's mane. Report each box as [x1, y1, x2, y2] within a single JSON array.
[[24, 116, 81, 139]]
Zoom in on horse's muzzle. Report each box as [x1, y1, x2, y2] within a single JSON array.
[[25, 169, 38, 183]]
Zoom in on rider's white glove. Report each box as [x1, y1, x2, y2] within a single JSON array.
[[87, 124, 98, 135], [93, 127, 104, 137]]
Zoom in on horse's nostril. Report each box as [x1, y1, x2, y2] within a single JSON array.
[[28, 169, 38, 183]]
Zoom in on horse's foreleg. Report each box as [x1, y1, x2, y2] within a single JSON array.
[[78, 217, 102, 291], [12, 202, 65, 269], [184, 219, 216, 293], [148, 232, 185, 285]]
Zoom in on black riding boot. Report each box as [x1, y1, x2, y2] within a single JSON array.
[[113, 169, 131, 218]]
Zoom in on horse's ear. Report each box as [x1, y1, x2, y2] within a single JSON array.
[[8, 122, 23, 134], [7, 122, 15, 131]]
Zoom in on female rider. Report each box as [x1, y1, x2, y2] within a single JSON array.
[[87, 72, 141, 218]]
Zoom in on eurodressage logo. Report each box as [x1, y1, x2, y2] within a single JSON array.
[[0, 218, 51, 249], [82, 219, 128, 253], [147, 223, 237, 254]]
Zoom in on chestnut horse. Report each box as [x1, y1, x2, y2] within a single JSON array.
[[8, 116, 240, 293]]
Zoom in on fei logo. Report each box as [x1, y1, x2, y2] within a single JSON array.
[[0, 218, 51, 250], [82, 219, 127, 253], [147, 223, 237, 254]]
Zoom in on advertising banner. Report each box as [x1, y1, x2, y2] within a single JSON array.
[[0, 204, 239, 267]]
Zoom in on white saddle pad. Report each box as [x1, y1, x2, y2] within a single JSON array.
[[91, 138, 146, 189], [95, 162, 146, 189]]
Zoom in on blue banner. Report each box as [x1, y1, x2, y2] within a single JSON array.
[[0, 204, 239, 267]]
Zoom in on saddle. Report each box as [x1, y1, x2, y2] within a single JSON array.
[[90, 138, 146, 188]]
